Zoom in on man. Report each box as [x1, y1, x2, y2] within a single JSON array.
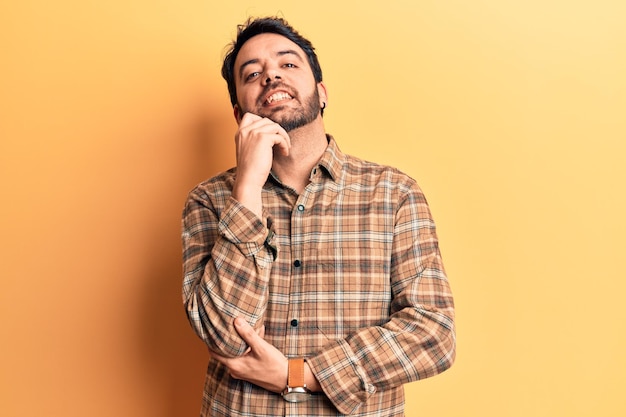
[[182, 16, 455, 416]]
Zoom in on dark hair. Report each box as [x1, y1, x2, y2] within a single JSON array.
[[221, 17, 323, 107]]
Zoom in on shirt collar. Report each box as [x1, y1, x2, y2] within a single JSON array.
[[267, 134, 344, 187], [316, 134, 344, 182]]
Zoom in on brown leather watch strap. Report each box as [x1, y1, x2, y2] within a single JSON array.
[[287, 358, 305, 388]]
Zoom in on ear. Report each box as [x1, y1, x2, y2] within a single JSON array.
[[233, 104, 242, 124], [317, 82, 328, 108]]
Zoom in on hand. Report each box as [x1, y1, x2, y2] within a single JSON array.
[[210, 317, 288, 393], [232, 113, 291, 217]]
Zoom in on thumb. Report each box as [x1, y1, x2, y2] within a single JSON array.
[[234, 317, 261, 347]]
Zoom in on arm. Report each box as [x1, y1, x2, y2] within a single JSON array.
[[182, 113, 291, 357], [182, 192, 276, 357], [203, 180, 455, 411], [306, 183, 456, 415], [209, 317, 322, 394]]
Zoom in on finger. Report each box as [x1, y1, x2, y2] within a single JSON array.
[[234, 317, 262, 349], [256, 325, 266, 339], [240, 116, 283, 135], [237, 117, 285, 142], [238, 118, 291, 156], [209, 350, 228, 364], [271, 125, 291, 156], [239, 112, 262, 127]]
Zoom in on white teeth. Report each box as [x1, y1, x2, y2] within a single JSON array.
[[267, 92, 292, 104]]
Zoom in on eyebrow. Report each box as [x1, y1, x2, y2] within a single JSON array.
[[238, 49, 305, 80]]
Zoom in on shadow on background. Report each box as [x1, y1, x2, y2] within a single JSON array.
[[137, 102, 236, 416]]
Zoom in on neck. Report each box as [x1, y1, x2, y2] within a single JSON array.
[[272, 120, 327, 194]]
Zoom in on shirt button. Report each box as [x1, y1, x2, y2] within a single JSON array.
[[290, 319, 299, 327], [297, 204, 305, 212], [293, 260, 301, 267]]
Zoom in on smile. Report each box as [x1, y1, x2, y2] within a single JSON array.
[[265, 91, 293, 105]]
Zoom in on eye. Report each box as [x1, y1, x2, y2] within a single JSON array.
[[283, 63, 297, 68], [245, 71, 261, 81]]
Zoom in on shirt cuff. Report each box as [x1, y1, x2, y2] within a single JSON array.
[[218, 197, 277, 268], [307, 339, 377, 415]]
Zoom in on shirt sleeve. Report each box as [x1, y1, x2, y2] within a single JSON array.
[[182, 189, 278, 357], [306, 182, 456, 415]]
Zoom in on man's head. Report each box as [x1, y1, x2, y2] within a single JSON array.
[[221, 17, 327, 132], [222, 17, 323, 108]]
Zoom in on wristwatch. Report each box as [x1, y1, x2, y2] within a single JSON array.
[[281, 358, 312, 402]]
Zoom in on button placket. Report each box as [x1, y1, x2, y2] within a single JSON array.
[[288, 196, 308, 351]]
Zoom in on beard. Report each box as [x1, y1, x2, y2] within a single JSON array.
[[268, 89, 321, 132], [240, 83, 321, 132]]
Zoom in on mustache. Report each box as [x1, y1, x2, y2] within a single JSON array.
[[257, 81, 297, 106]]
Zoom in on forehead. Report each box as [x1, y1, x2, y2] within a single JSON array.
[[235, 33, 307, 71]]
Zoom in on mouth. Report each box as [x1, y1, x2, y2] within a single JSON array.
[[264, 90, 293, 106]]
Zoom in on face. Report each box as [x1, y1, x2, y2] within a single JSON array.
[[233, 33, 326, 132]]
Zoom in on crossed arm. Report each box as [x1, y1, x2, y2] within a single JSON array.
[[210, 317, 321, 393], [182, 113, 455, 413]]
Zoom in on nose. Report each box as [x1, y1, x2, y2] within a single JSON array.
[[262, 69, 282, 86]]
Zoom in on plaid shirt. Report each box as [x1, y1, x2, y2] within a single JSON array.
[[182, 136, 455, 416]]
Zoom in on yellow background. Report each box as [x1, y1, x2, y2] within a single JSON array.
[[1, 1, 625, 416]]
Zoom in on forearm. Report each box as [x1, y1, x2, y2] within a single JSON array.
[[182, 195, 277, 357], [306, 186, 456, 413], [184, 248, 270, 355], [232, 178, 263, 219], [307, 301, 455, 414]]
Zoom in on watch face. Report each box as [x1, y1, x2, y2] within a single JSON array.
[[282, 387, 311, 403]]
